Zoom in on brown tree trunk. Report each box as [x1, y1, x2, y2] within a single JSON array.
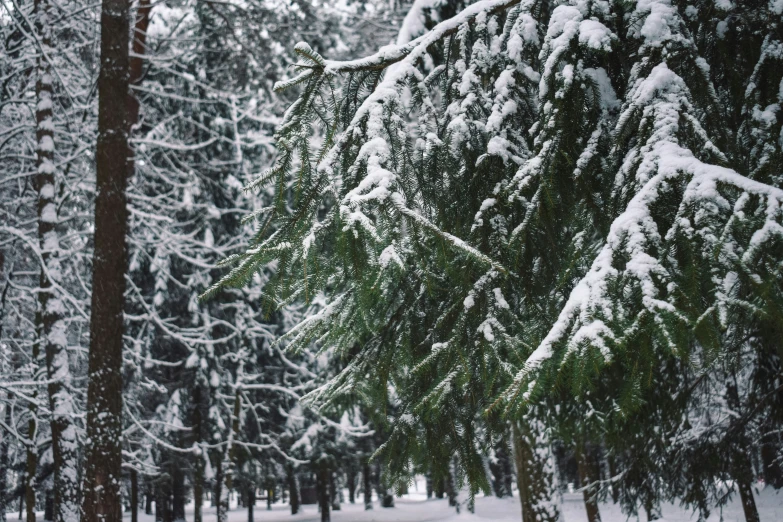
[[81, 1, 131, 522], [82, 1, 151, 520]]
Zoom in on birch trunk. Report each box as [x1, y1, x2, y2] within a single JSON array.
[[32, 2, 79, 521]]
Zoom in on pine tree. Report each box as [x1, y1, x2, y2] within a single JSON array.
[[82, 0, 131, 520]]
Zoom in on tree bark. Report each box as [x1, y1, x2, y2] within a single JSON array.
[[761, 428, 783, 489], [735, 452, 760, 522], [511, 420, 560, 522], [363, 462, 373, 510], [218, 390, 241, 522], [446, 461, 457, 510], [25, 424, 37, 522], [316, 462, 330, 522], [287, 465, 300, 515], [435, 477, 445, 499], [34, 39, 76, 522], [31, 2, 81, 522], [0, 398, 10, 522], [213, 458, 223, 516], [193, 452, 204, 522], [247, 487, 254, 522], [0, 258, 9, 522], [130, 470, 138, 522], [172, 464, 186, 522], [154, 485, 170, 522], [44, 491, 53, 522], [346, 468, 356, 504], [81, 0, 133, 521], [330, 471, 341, 511]]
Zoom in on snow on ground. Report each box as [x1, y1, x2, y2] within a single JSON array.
[[119, 486, 783, 522]]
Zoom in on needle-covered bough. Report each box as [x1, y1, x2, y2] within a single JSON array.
[[203, 0, 783, 509]]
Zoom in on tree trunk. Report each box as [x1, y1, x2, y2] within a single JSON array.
[[31, 3, 81, 522], [81, 0, 135, 521], [735, 452, 760, 522], [435, 477, 445, 499], [511, 420, 560, 522], [44, 491, 53, 522], [374, 462, 393, 508], [154, 486, 170, 522], [172, 464, 186, 522], [445, 461, 457, 511], [130, 470, 138, 522], [193, 453, 203, 522], [761, 428, 783, 489], [330, 471, 341, 511], [219, 390, 242, 522], [500, 439, 514, 498], [346, 468, 356, 504], [0, 261, 10, 522], [317, 463, 330, 522], [25, 429, 37, 522], [577, 442, 601, 522], [287, 466, 300, 515], [154, 487, 161, 522], [214, 458, 223, 517], [425, 472, 433, 499], [247, 487, 254, 522], [0, 400, 9, 522], [607, 454, 619, 504], [363, 462, 373, 510], [144, 491, 153, 515]]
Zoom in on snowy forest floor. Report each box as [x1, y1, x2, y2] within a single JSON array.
[[117, 487, 783, 522]]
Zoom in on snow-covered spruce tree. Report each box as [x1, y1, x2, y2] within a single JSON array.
[[209, 0, 783, 517]]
